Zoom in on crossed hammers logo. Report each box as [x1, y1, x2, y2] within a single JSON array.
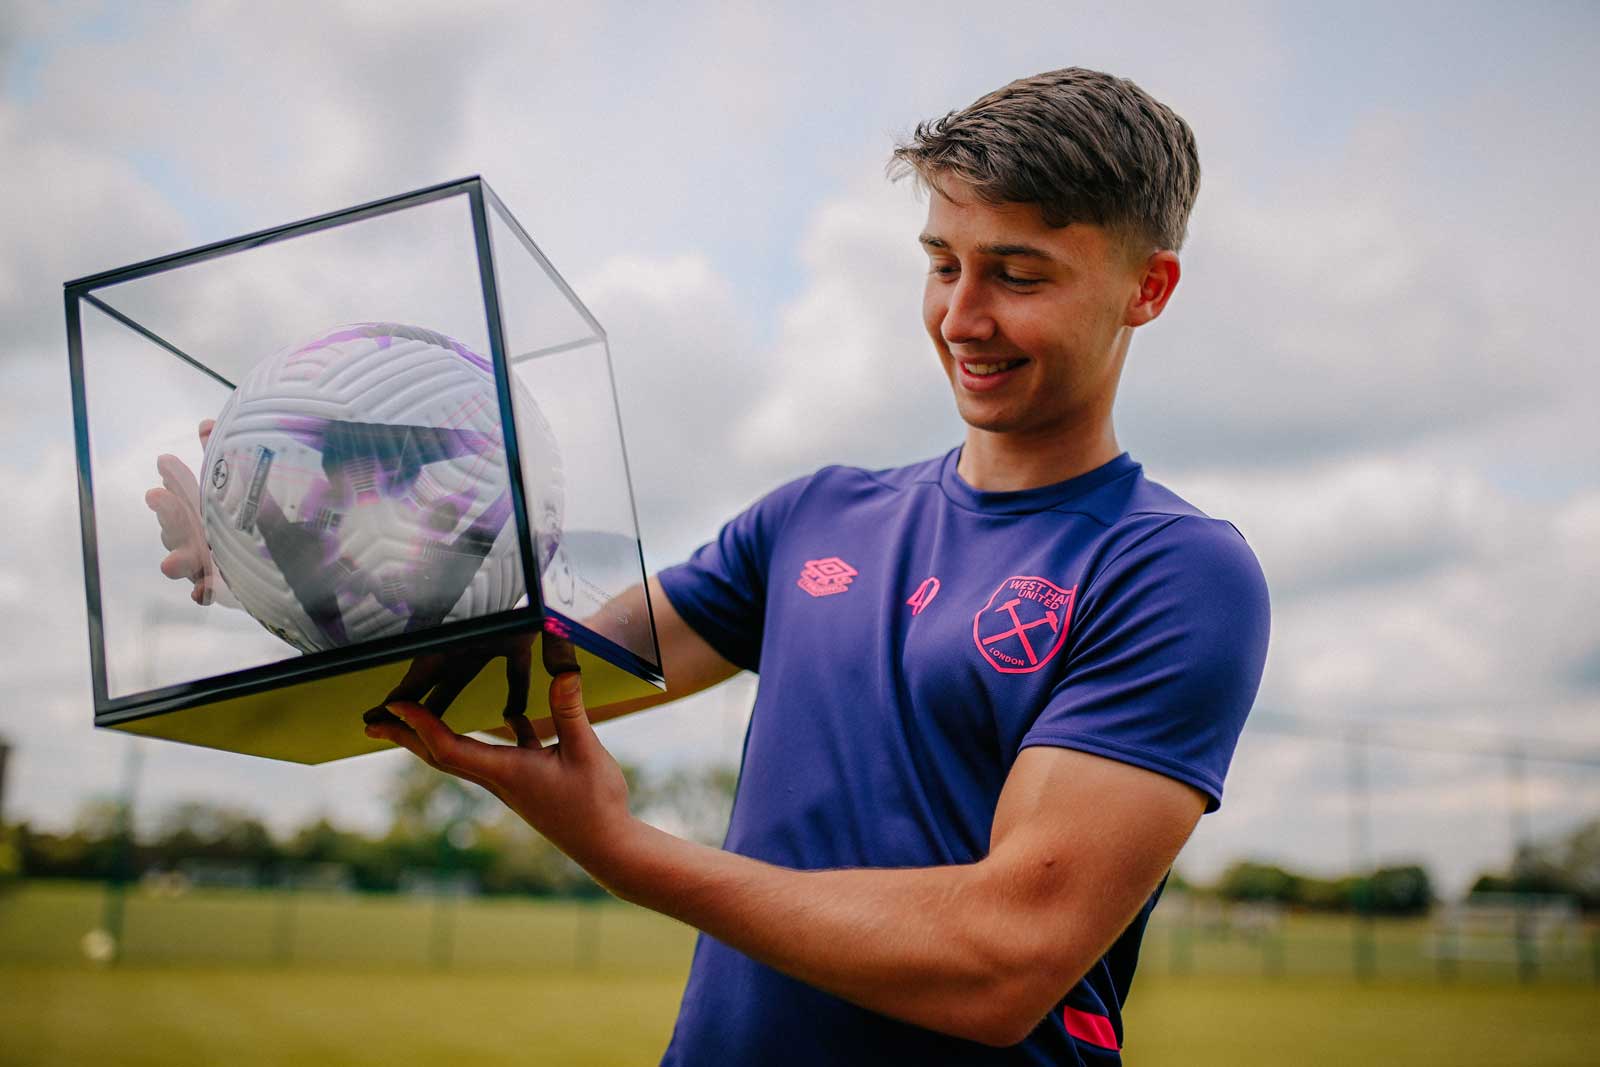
[[972, 576, 1077, 674], [981, 597, 1060, 667]]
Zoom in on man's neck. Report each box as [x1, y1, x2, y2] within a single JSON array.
[[955, 420, 1122, 493]]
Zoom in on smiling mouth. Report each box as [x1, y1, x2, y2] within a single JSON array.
[[961, 358, 1027, 377]]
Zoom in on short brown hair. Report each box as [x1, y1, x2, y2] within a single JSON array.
[[889, 68, 1200, 254]]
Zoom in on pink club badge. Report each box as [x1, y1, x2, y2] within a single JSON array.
[[972, 576, 1077, 674]]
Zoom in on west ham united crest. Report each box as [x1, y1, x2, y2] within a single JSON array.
[[972, 576, 1077, 674]]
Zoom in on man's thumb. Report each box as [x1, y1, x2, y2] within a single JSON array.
[[548, 672, 591, 752], [552, 671, 583, 711]]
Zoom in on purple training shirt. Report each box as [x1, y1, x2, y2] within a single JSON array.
[[656, 448, 1270, 1065]]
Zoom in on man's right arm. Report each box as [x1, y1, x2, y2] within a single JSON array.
[[517, 575, 740, 743]]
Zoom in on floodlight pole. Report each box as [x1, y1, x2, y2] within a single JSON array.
[[101, 604, 173, 964], [1346, 726, 1376, 982], [100, 738, 143, 966], [0, 736, 11, 829], [429, 790, 475, 971], [0, 737, 11, 890], [1504, 746, 1538, 983]]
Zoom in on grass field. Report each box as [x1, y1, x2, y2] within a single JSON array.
[[2, 882, 1596, 1065]]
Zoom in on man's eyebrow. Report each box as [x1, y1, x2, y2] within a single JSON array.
[[918, 234, 1058, 261], [982, 242, 1057, 261]]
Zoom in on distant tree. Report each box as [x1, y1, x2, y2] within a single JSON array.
[[149, 800, 280, 872], [636, 764, 739, 846], [388, 760, 493, 838], [1560, 818, 1600, 905], [1364, 864, 1433, 915], [286, 817, 354, 865], [0, 827, 18, 885], [475, 811, 593, 896], [1213, 860, 1434, 914], [1216, 861, 1300, 904], [1467, 815, 1600, 910], [379, 752, 653, 896], [14, 804, 127, 880], [1295, 875, 1356, 912]]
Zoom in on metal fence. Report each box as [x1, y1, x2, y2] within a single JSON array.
[[1144, 891, 1600, 985], [3, 880, 1597, 986], [0, 881, 696, 974]]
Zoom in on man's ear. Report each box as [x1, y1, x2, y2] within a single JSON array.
[[1126, 250, 1181, 327]]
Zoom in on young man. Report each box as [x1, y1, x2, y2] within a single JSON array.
[[377, 67, 1271, 1063]]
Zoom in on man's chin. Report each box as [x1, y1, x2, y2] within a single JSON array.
[[952, 397, 1024, 435]]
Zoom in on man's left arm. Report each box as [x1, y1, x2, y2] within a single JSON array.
[[370, 681, 1204, 1049]]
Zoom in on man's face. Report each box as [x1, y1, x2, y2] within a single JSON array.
[[920, 179, 1146, 440]]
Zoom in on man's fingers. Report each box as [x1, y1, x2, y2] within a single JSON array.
[[502, 641, 538, 748], [156, 453, 202, 505], [384, 702, 457, 764], [387, 653, 448, 705], [503, 713, 539, 748], [389, 701, 496, 776], [503, 642, 532, 720], [367, 718, 507, 797], [147, 489, 195, 552], [546, 672, 595, 757], [541, 634, 581, 677], [423, 655, 486, 718], [365, 719, 443, 772], [160, 548, 201, 581], [148, 470, 218, 604], [198, 418, 215, 449]]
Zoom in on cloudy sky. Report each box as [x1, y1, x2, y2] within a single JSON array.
[[2, 1, 1596, 895]]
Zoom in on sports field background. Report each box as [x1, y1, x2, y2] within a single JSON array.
[[2, 882, 1594, 1065]]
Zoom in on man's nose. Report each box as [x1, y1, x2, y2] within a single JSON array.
[[941, 277, 996, 345]]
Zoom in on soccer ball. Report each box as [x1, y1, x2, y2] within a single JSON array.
[[199, 322, 563, 654]]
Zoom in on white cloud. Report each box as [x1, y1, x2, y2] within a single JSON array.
[[1121, 107, 1585, 470], [576, 250, 775, 563], [0, 3, 1595, 911], [1181, 454, 1503, 597], [734, 173, 964, 474], [1175, 449, 1600, 712]]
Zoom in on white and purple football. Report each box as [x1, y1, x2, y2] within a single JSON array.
[[199, 322, 563, 654]]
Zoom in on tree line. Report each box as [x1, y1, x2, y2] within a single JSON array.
[[3, 754, 1596, 911], [1183, 815, 1600, 915], [2, 757, 739, 897]]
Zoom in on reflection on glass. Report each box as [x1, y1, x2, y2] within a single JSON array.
[[67, 179, 662, 763], [488, 197, 659, 669]]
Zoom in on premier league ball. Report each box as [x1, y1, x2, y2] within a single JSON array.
[[199, 322, 563, 654]]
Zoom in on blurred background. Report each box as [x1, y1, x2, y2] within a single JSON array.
[[1, 2, 1596, 1064]]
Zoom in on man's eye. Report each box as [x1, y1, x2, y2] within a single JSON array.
[[999, 273, 1042, 287], [928, 264, 959, 277]]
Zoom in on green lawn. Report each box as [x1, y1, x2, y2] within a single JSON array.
[[1124, 976, 1598, 1066], [4, 967, 1595, 1066], [3, 883, 1596, 1064], [0, 965, 688, 1066], [0, 882, 699, 972]]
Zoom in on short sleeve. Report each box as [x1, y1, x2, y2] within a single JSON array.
[[1019, 515, 1271, 813], [656, 473, 815, 673]]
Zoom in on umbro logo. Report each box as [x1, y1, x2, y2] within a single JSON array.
[[797, 556, 857, 598]]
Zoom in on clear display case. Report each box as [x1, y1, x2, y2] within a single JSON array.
[[64, 177, 663, 762]]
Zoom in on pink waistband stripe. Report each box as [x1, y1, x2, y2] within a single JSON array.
[[1062, 1005, 1119, 1050]]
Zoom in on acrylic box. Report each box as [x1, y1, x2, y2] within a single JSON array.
[[64, 177, 664, 763]]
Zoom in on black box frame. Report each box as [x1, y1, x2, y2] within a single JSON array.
[[65, 177, 664, 754]]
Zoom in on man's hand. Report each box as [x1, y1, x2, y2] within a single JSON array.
[[358, 624, 583, 730], [364, 670, 638, 876], [145, 418, 223, 605]]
